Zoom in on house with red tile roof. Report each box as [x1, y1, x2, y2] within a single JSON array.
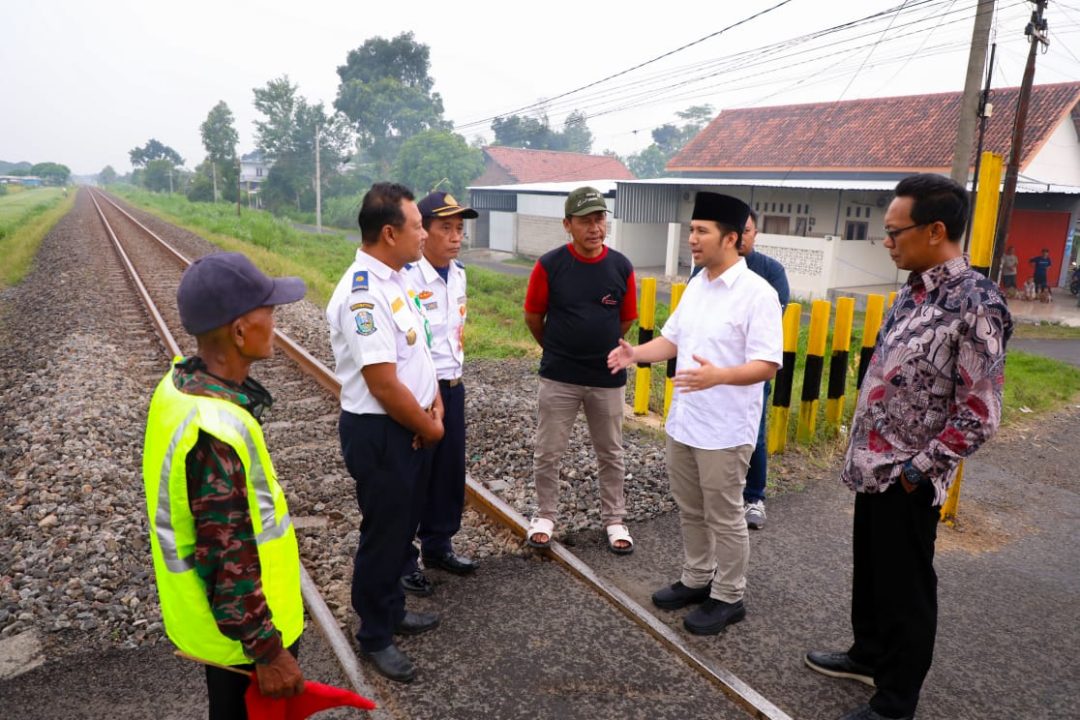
[[474, 146, 634, 186], [466, 148, 633, 253], [649, 82, 1080, 297]]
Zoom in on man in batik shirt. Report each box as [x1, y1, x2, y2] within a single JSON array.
[[805, 174, 1012, 720]]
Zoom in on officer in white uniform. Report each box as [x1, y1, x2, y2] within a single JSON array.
[[399, 192, 479, 597], [326, 182, 444, 684]]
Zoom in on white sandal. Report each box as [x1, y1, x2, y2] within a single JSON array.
[[526, 517, 554, 549], [606, 524, 634, 555]]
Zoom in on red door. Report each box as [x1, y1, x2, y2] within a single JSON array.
[[1009, 209, 1071, 287]]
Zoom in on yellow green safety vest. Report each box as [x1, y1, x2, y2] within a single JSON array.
[[142, 360, 303, 666]]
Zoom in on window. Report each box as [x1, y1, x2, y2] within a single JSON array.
[[795, 217, 809, 236], [763, 215, 790, 235], [845, 221, 868, 240], [256, 167, 263, 177]]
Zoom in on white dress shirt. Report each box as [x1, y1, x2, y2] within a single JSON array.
[[662, 258, 783, 450], [405, 256, 466, 381], [326, 248, 438, 415]]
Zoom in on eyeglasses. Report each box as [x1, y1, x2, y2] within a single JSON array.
[[883, 222, 926, 240]]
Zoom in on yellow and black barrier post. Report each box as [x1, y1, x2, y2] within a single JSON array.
[[633, 277, 657, 415], [767, 302, 802, 454], [825, 296, 855, 430], [857, 294, 886, 392], [663, 282, 686, 419], [796, 300, 831, 445], [887, 290, 897, 309]]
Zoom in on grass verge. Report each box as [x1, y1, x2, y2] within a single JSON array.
[[0, 189, 76, 288]]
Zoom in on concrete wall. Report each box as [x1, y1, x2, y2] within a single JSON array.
[[516, 215, 566, 256], [830, 237, 907, 289]]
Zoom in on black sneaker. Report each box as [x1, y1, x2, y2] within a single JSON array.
[[805, 650, 875, 687], [683, 598, 746, 635], [651, 581, 711, 610], [400, 570, 434, 597]]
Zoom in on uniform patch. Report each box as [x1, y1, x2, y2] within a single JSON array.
[[406, 328, 417, 345], [424, 302, 438, 311], [391, 297, 405, 313], [418, 290, 434, 300], [350, 302, 374, 311], [351, 271, 369, 292], [354, 311, 376, 335]]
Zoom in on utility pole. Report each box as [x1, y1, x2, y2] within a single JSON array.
[[212, 161, 219, 203], [315, 126, 322, 234], [991, 0, 1049, 280], [950, 0, 995, 184], [237, 158, 242, 217], [965, 42, 996, 252]]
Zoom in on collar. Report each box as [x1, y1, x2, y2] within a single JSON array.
[[358, 247, 396, 280], [174, 356, 273, 421], [702, 257, 748, 287], [566, 242, 609, 264], [417, 255, 455, 284], [909, 255, 970, 293]]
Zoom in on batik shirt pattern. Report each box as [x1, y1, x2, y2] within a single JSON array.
[[841, 256, 1012, 506], [174, 359, 282, 664]]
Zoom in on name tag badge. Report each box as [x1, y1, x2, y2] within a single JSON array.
[[424, 301, 438, 311]]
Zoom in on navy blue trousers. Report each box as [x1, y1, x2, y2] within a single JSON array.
[[743, 381, 770, 504], [850, 481, 940, 719], [339, 411, 432, 652], [404, 380, 466, 574]]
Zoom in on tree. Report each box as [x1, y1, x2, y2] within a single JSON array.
[[200, 101, 239, 201], [143, 159, 178, 193], [253, 76, 353, 212], [625, 104, 714, 179], [334, 33, 448, 174], [490, 109, 594, 152], [559, 111, 593, 154], [30, 162, 71, 185], [129, 139, 184, 168], [98, 165, 118, 185], [392, 130, 484, 198]]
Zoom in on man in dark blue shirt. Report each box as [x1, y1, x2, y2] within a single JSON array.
[[691, 209, 788, 529], [1029, 248, 1052, 293]]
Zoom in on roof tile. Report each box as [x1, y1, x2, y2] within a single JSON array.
[[482, 146, 635, 184]]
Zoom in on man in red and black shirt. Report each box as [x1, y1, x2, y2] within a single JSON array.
[[523, 186, 638, 554]]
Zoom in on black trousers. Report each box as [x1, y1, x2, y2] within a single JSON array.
[[404, 381, 466, 574], [205, 641, 299, 720], [849, 482, 940, 719], [339, 411, 432, 653]]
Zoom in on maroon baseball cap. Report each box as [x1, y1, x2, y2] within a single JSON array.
[[177, 252, 306, 335]]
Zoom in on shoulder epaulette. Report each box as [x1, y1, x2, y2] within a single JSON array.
[[453, 259, 465, 269]]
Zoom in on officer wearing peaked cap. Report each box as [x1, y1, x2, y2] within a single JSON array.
[[325, 182, 443, 684], [608, 191, 782, 636], [398, 191, 479, 598], [142, 252, 307, 718]]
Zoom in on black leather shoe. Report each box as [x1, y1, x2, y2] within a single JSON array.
[[805, 650, 875, 687], [362, 643, 415, 683], [400, 569, 434, 597], [651, 581, 711, 610], [422, 550, 478, 575], [394, 610, 440, 637], [838, 704, 912, 720], [683, 598, 746, 635]]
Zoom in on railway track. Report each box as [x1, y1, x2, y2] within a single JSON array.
[[84, 187, 790, 719]]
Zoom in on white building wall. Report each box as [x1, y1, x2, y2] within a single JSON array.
[[1022, 119, 1080, 187], [514, 192, 616, 257], [489, 211, 516, 253], [830, 238, 909, 289], [754, 234, 833, 301], [618, 222, 668, 267]]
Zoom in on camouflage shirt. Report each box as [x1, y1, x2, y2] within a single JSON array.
[[174, 357, 282, 664]]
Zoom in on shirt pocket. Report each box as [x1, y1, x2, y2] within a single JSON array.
[[391, 304, 422, 356]]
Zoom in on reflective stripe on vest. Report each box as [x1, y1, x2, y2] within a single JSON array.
[[142, 360, 303, 666]]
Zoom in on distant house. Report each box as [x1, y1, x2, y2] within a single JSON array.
[[655, 81, 1080, 296], [0, 175, 43, 187], [239, 151, 273, 207], [468, 147, 634, 250]]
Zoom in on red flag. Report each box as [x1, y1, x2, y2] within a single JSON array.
[[245, 675, 377, 719]]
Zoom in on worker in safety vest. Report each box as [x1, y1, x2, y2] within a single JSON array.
[[142, 252, 307, 719]]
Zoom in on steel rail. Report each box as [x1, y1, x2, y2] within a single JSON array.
[[93, 188, 792, 720], [87, 189, 386, 716]]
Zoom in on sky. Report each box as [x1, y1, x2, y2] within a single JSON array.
[[3, 0, 1080, 176]]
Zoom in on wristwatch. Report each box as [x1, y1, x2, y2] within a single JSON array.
[[901, 462, 927, 488]]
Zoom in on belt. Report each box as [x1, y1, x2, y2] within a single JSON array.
[[438, 378, 462, 388]]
